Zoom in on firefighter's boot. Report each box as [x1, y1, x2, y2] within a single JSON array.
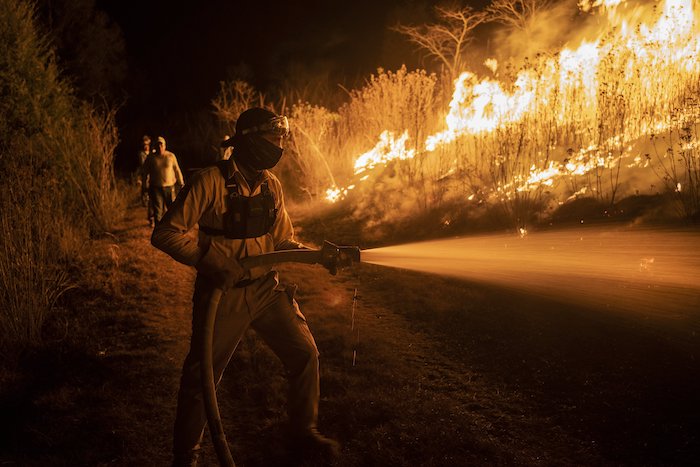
[[289, 428, 341, 461]]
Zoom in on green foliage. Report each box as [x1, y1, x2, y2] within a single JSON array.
[[0, 0, 71, 153], [48, 104, 125, 234], [0, 0, 125, 356]]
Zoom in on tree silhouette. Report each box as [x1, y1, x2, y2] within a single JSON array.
[[393, 4, 488, 80]]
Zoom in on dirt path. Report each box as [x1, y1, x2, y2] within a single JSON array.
[[82, 206, 197, 466]]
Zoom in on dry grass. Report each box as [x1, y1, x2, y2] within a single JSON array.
[[50, 104, 126, 235]]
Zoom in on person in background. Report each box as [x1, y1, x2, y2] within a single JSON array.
[[141, 136, 184, 226], [138, 134, 152, 167], [151, 108, 340, 466], [137, 135, 154, 223], [219, 134, 233, 161]]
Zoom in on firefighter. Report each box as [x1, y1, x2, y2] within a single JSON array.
[[151, 108, 340, 466], [142, 136, 184, 226]]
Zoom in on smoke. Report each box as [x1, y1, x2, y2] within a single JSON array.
[[489, 0, 583, 65], [488, 0, 664, 68]]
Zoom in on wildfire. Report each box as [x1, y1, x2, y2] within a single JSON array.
[[353, 130, 416, 174], [325, 0, 700, 202], [578, 0, 624, 13]]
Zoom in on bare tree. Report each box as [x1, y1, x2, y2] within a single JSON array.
[[486, 0, 556, 32], [394, 5, 488, 79], [211, 80, 262, 133]]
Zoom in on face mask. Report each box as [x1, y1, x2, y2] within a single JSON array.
[[235, 134, 283, 170]]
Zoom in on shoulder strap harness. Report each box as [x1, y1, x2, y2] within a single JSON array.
[[200, 160, 277, 238]]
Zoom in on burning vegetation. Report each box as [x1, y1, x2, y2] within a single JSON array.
[[213, 0, 700, 232]]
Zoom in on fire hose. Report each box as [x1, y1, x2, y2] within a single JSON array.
[[202, 241, 361, 467]]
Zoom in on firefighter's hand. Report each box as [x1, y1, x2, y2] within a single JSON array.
[[196, 247, 244, 289], [319, 242, 360, 275], [319, 241, 343, 275]]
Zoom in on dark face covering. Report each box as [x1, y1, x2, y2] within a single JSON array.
[[234, 134, 283, 170]]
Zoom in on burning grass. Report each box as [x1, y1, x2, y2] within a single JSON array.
[[212, 0, 700, 232]]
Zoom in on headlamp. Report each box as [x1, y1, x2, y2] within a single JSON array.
[[240, 116, 290, 138]]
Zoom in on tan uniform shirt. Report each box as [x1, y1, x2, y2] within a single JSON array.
[[142, 150, 184, 188], [151, 160, 302, 280]]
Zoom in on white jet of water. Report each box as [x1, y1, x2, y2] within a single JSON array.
[[361, 226, 700, 318]]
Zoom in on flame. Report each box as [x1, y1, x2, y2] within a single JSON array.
[[325, 0, 700, 202], [353, 130, 416, 174], [325, 186, 345, 203], [425, 71, 539, 150], [578, 0, 625, 14], [484, 58, 498, 74]]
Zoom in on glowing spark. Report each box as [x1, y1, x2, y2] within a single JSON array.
[[325, 186, 346, 202], [484, 58, 498, 74]]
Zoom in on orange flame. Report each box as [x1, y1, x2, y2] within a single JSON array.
[[325, 0, 700, 202]]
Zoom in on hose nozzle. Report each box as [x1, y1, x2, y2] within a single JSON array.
[[320, 241, 361, 275]]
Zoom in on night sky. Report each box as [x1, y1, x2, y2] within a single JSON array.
[[94, 0, 434, 169], [92, 0, 494, 170], [98, 0, 412, 115]]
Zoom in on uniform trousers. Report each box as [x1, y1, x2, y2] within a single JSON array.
[[149, 185, 176, 223], [172, 270, 320, 458]]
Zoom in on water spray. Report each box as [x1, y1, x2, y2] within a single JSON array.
[[360, 226, 700, 317]]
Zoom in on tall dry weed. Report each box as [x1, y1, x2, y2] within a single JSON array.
[[49, 104, 125, 234], [0, 161, 74, 358], [285, 103, 340, 200], [330, 67, 441, 219], [211, 80, 263, 136], [650, 120, 700, 220]]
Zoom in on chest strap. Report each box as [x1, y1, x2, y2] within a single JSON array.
[[199, 161, 277, 238]]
